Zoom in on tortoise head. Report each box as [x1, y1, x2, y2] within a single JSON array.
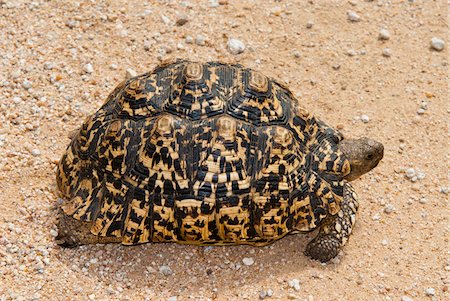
[[338, 137, 384, 181]]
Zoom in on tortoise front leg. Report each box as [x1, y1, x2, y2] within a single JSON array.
[[304, 183, 359, 262]]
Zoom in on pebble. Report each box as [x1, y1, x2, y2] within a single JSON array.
[[430, 37, 445, 51], [49, 229, 58, 237], [159, 265, 173, 276], [185, 35, 194, 44], [125, 68, 137, 79], [242, 257, 254, 266], [43, 62, 54, 70], [227, 39, 246, 55], [417, 108, 426, 115], [382, 48, 392, 57], [306, 21, 314, 28], [372, 213, 381, 221], [381, 239, 389, 246], [31, 149, 41, 157], [347, 11, 360, 22], [360, 115, 370, 123], [22, 79, 33, 90], [266, 289, 273, 297], [110, 63, 118, 70], [347, 49, 357, 56], [425, 287, 435, 296], [378, 29, 390, 40], [175, 15, 188, 26], [259, 290, 267, 299], [401, 296, 414, 301], [209, 0, 220, 7], [195, 35, 207, 46], [83, 63, 94, 74], [384, 204, 394, 214], [167, 297, 177, 301], [288, 279, 301, 291]]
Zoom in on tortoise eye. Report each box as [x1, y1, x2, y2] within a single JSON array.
[[366, 154, 374, 160]]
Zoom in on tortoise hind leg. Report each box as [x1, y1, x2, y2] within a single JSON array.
[[56, 211, 122, 247], [304, 183, 359, 262]]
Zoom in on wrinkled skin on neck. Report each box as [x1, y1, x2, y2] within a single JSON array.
[[338, 137, 384, 181]]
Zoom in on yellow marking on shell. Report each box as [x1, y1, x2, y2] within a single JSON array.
[[157, 115, 173, 135], [217, 116, 236, 138], [61, 196, 83, 215], [249, 71, 268, 92], [335, 222, 342, 233], [107, 120, 122, 136], [274, 126, 293, 146], [184, 62, 203, 81], [294, 106, 310, 118]]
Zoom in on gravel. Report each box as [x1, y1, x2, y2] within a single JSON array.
[[382, 48, 392, 57], [401, 296, 414, 301], [306, 21, 314, 28], [83, 63, 94, 74], [227, 39, 246, 55], [22, 79, 33, 90], [175, 15, 188, 26], [195, 35, 207, 46], [242, 257, 254, 266], [159, 265, 173, 276], [347, 11, 360, 22], [288, 279, 301, 291], [378, 29, 390, 40], [125, 68, 138, 79], [360, 114, 370, 123], [425, 287, 435, 296], [430, 37, 445, 51]]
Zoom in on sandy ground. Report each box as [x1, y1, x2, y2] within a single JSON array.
[[0, 0, 448, 300]]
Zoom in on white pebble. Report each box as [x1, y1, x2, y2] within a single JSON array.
[[401, 296, 414, 301], [425, 287, 435, 296], [417, 108, 426, 115], [22, 79, 33, 90], [384, 204, 394, 214], [159, 265, 173, 276], [43, 62, 54, 70], [306, 21, 314, 28], [185, 35, 194, 44], [381, 239, 389, 246], [227, 39, 246, 55], [430, 37, 445, 51], [83, 63, 94, 74], [49, 229, 58, 237], [195, 35, 207, 46], [110, 63, 118, 70], [266, 289, 273, 297], [288, 279, 301, 291], [242, 257, 254, 266], [372, 213, 381, 221], [378, 29, 390, 40], [405, 168, 416, 179], [125, 68, 137, 79], [167, 297, 177, 301], [382, 48, 392, 57], [31, 149, 41, 157], [347, 11, 360, 22], [360, 115, 370, 123]]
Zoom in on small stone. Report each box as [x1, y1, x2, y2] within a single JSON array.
[[417, 108, 426, 115], [209, 0, 220, 7], [287, 294, 297, 300], [167, 297, 177, 301], [360, 115, 370, 123], [88, 294, 95, 300], [159, 265, 173, 276], [293, 50, 301, 59], [401, 296, 414, 301], [227, 39, 245, 55], [22, 79, 33, 90], [306, 21, 314, 28], [242, 257, 254, 266], [31, 149, 41, 157], [259, 290, 267, 299], [125, 68, 137, 79], [110, 63, 118, 70], [378, 29, 390, 40], [175, 15, 188, 26], [416, 171, 425, 180], [195, 35, 207, 46], [347, 49, 357, 56], [405, 168, 416, 179], [49, 229, 58, 237], [347, 11, 360, 22], [425, 287, 435, 296], [430, 37, 445, 51], [384, 204, 394, 214], [372, 213, 381, 221], [288, 279, 301, 291], [43, 62, 54, 70], [83, 63, 94, 74], [381, 239, 388, 246], [185, 35, 194, 44], [382, 48, 392, 57], [161, 15, 171, 25]]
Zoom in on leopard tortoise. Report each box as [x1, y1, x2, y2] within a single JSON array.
[[56, 60, 383, 262]]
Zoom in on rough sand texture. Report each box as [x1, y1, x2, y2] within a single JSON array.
[[0, 0, 448, 300]]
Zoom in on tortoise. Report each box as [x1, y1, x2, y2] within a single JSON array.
[[55, 60, 383, 262]]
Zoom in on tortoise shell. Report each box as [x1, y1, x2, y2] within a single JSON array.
[[56, 60, 350, 245]]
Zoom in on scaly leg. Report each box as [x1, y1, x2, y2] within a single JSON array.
[[304, 182, 359, 262]]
